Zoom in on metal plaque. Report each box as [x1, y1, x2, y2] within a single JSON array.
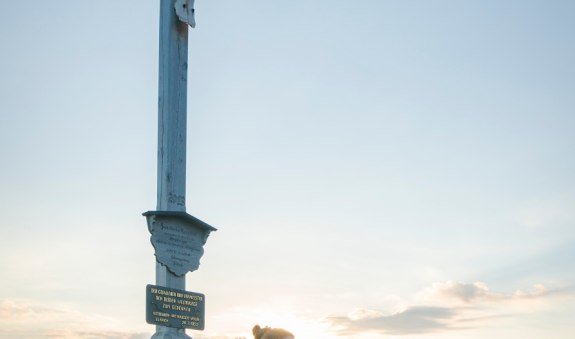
[[146, 284, 205, 330], [144, 211, 216, 276]]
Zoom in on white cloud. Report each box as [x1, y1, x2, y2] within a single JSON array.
[[327, 281, 572, 336], [418, 280, 553, 304], [0, 299, 149, 339], [424, 281, 490, 303], [328, 306, 460, 335]]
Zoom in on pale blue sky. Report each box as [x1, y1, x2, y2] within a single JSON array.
[[0, 1, 574, 338]]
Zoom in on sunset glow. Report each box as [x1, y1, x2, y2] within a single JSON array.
[[1, 1, 574, 338]]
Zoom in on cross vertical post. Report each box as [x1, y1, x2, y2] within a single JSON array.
[[154, 0, 188, 337], [145, 1, 212, 336]]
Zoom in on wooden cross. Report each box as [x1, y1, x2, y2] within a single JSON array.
[[146, 1, 214, 338]]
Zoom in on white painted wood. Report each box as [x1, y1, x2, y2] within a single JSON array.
[[157, 0, 188, 213], [175, 0, 196, 28], [153, 0, 190, 338], [153, 262, 191, 339]]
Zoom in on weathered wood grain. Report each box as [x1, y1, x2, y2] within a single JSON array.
[[153, 0, 190, 338]]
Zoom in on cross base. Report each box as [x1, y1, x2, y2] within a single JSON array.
[[152, 328, 192, 339]]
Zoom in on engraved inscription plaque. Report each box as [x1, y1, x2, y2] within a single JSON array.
[[144, 211, 217, 276], [146, 284, 205, 330]]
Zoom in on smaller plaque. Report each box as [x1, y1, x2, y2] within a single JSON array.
[[146, 284, 205, 330]]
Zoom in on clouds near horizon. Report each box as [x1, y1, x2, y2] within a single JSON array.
[[327, 281, 572, 336], [0, 299, 149, 339]]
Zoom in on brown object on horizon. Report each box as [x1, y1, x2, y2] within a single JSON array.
[[253, 325, 295, 339]]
